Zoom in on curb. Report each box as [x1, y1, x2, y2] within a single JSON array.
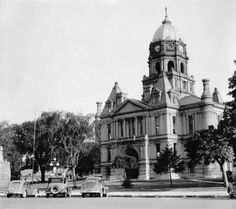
[[0, 192, 229, 199]]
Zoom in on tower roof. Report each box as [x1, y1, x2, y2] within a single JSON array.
[[152, 8, 183, 42]]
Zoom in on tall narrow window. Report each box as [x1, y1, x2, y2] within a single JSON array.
[[188, 115, 193, 134], [180, 62, 185, 74], [155, 116, 160, 134], [107, 148, 111, 161], [118, 120, 123, 138], [137, 117, 144, 136], [172, 116, 176, 134], [183, 81, 187, 90], [173, 143, 177, 153], [168, 61, 175, 72], [107, 123, 111, 139], [155, 62, 161, 74]]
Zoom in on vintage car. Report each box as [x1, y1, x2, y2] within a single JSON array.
[[228, 181, 236, 198], [45, 176, 72, 197], [7, 180, 39, 198], [81, 176, 109, 197]]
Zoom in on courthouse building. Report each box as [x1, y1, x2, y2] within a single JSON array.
[[95, 11, 224, 180]]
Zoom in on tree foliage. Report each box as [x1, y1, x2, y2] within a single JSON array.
[[185, 125, 234, 187], [153, 146, 185, 187]]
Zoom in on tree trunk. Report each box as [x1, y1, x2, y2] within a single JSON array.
[[169, 168, 173, 188], [40, 166, 46, 183], [220, 164, 229, 188]]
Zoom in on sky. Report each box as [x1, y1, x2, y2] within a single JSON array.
[[0, 0, 236, 124]]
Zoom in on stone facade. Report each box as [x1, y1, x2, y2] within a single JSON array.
[[0, 146, 11, 190], [96, 12, 225, 180]]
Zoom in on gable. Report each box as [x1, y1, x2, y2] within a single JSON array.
[[114, 101, 147, 114]]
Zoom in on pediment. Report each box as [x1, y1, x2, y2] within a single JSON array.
[[114, 100, 148, 114]]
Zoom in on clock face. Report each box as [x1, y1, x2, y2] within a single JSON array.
[[178, 45, 184, 53], [154, 45, 160, 52]]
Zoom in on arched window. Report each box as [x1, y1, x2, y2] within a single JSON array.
[[168, 61, 175, 72], [155, 62, 161, 74], [180, 62, 185, 74]]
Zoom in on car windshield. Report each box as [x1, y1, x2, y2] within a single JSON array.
[[49, 178, 63, 183], [85, 179, 98, 187]]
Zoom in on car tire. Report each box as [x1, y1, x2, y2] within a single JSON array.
[[46, 194, 50, 198], [21, 191, 27, 198], [7, 194, 11, 198], [81, 193, 85, 198]]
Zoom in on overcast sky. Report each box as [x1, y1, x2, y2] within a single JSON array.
[[0, 0, 235, 124]]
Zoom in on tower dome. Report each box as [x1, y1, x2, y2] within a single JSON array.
[[152, 8, 183, 42]]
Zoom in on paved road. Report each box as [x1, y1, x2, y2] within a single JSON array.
[[0, 197, 236, 209]]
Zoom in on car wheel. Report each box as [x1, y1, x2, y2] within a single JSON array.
[[21, 191, 27, 198], [46, 194, 50, 198], [81, 193, 85, 198], [7, 194, 11, 198]]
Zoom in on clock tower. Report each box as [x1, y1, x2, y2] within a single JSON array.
[[142, 8, 195, 106]]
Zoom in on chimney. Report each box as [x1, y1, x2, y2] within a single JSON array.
[[201, 79, 212, 103], [95, 102, 102, 120]]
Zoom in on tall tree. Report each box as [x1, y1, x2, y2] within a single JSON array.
[[153, 146, 185, 187], [185, 125, 234, 187], [55, 112, 95, 176], [0, 122, 23, 179]]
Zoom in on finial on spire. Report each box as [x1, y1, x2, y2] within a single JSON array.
[[165, 7, 168, 18], [162, 7, 171, 24]]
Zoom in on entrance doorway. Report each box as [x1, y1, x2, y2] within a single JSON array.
[[125, 148, 139, 179]]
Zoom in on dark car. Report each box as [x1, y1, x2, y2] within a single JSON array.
[[228, 181, 236, 198], [7, 180, 39, 198], [81, 176, 109, 197], [45, 176, 72, 198]]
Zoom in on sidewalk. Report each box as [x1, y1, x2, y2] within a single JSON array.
[[0, 187, 228, 198]]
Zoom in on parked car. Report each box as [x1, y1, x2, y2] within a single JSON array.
[[81, 176, 109, 197], [7, 180, 39, 198], [45, 176, 72, 198], [228, 181, 236, 198]]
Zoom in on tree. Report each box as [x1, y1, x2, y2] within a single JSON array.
[[185, 125, 234, 187], [112, 154, 138, 188], [0, 121, 23, 179], [153, 146, 185, 187], [55, 112, 95, 177]]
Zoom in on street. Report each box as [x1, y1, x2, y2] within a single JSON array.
[[0, 197, 236, 209]]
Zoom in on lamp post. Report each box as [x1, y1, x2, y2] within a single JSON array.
[[50, 158, 60, 175]]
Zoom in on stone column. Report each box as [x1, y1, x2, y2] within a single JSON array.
[[144, 134, 150, 180]]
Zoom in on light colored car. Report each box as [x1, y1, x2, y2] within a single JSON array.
[[81, 176, 109, 197], [228, 181, 236, 198], [7, 180, 39, 198], [45, 176, 72, 198]]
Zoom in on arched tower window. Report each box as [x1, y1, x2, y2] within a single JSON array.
[[155, 62, 161, 74], [180, 62, 185, 74], [167, 61, 174, 72]]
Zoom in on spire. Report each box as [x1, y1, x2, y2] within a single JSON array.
[[162, 7, 171, 24]]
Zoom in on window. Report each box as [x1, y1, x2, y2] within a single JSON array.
[[175, 78, 179, 89], [107, 148, 111, 161], [128, 118, 135, 138], [173, 143, 177, 153], [155, 116, 160, 134], [188, 115, 193, 134], [137, 117, 144, 136], [190, 83, 194, 93], [180, 62, 185, 73], [168, 61, 175, 72], [107, 123, 111, 139], [156, 143, 160, 158], [172, 116, 176, 134], [155, 62, 161, 74], [118, 120, 124, 138], [106, 166, 110, 176], [183, 81, 187, 90]]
